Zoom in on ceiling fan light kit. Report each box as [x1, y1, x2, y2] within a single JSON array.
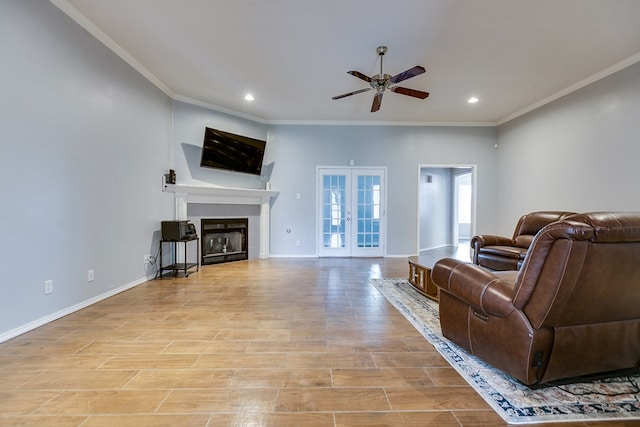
[[332, 45, 429, 112]]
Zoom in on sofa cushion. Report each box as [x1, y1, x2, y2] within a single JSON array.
[[514, 234, 534, 248]]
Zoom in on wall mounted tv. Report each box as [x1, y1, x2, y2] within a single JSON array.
[[200, 127, 266, 176]]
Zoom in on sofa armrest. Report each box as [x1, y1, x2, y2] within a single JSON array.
[[431, 258, 516, 318], [470, 234, 515, 263], [471, 234, 514, 248]]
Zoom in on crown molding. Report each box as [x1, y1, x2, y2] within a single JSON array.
[[497, 52, 640, 126], [50, 0, 175, 98]]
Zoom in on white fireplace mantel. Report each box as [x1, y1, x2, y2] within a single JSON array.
[[163, 183, 279, 205], [163, 183, 279, 258]]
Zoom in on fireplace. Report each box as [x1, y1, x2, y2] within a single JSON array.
[[201, 218, 248, 265], [164, 183, 278, 258]]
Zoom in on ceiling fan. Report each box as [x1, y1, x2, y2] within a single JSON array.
[[332, 46, 429, 112]]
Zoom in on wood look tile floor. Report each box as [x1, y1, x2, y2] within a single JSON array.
[[0, 255, 636, 426]]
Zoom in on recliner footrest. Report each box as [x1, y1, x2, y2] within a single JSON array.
[[480, 245, 527, 259]]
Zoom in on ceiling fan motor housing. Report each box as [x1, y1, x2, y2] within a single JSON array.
[[372, 74, 391, 90]]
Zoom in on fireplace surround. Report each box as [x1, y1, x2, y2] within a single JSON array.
[[201, 218, 248, 265], [163, 183, 278, 259]]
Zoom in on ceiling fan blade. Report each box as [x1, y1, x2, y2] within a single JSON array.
[[371, 92, 383, 112], [347, 70, 373, 83], [390, 65, 426, 84], [332, 87, 372, 100], [390, 86, 430, 99]]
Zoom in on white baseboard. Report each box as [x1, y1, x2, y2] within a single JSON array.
[[269, 254, 318, 258], [0, 274, 154, 344], [269, 253, 413, 259]]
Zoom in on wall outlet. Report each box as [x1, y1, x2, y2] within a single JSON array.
[[87, 269, 94, 282], [295, 240, 301, 247], [44, 280, 53, 295], [144, 254, 152, 264]]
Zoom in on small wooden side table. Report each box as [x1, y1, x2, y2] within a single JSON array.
[[408, 256, 439, 301], [159, 236, 199, 277]]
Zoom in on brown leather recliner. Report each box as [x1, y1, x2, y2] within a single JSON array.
[[471, 211, 576, 271], [432, 212, 640, 386]]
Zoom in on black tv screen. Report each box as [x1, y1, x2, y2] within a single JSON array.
[[200, 127, 266, 176]]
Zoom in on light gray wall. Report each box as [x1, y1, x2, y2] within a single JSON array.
[[495, 61, 640, 235], [171, 101, 269, 189], [266, 125, 497, 256], [0, 1, 173, 338], [170, 107, 498, 258]]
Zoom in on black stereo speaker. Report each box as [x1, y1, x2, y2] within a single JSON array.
[[161, 220, 196, 241]]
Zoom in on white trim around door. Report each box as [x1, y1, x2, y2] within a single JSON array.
[[317, 166, 387, 257]]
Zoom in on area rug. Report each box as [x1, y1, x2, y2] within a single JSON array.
[[369, 278, 640, 425]]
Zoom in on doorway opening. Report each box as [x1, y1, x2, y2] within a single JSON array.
[[417, 165, 475, 254]]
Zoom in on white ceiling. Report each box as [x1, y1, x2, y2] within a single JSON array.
[[52, 0, 640, 125]]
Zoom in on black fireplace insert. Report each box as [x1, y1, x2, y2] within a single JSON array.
[[201, 218, 248, 265]]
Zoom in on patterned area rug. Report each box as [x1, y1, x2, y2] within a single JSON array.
[[369, 278, 640, 425]]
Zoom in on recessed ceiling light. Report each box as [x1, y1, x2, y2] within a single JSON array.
[[467, 97, 479, 104], [244, 93, 255, 101]]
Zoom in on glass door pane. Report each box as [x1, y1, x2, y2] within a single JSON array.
[[318, 169, 351, 256], [352, 170, 384, 257], [323, 174, 346, 248], [356, 175, 380, 248]]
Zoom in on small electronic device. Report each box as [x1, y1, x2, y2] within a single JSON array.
[[161, 220, 197, 241]]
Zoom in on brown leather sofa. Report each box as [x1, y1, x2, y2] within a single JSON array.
[[471, 211, 576, 271], [432, 212, 640, 386]]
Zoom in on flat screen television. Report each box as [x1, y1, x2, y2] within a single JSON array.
[[200, 127, 266, 176]]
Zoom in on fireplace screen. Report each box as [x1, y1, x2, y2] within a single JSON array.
[[201, 218, 248, 265]]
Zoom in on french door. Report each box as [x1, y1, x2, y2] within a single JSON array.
[[317, 167, 386, 257]]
